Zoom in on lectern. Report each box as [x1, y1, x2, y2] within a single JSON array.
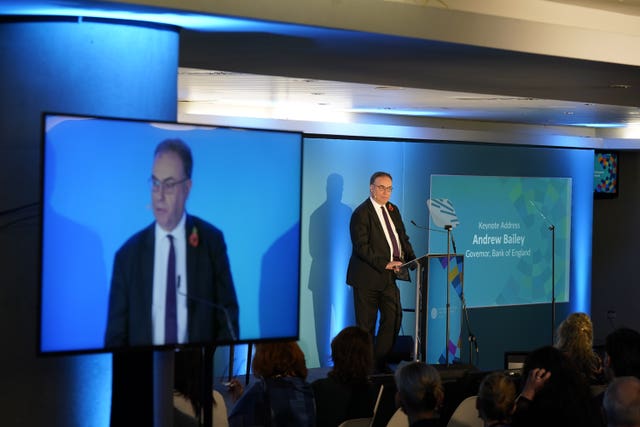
[[402, 254, 464, 364]]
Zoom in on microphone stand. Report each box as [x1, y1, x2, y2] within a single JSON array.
[[449, 228, 478, 366], [461, 291, 478, 367], [550, 223, 556, 345], [177, 287, 238, 342], [529, 201, 556, 345], [445, 224, 452, 367], [529, 200, 556, 345]]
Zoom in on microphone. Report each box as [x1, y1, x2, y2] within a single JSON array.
[[176, 275, 238, 342], [444, 224, 458, 253], [529, 200, 555, 230], [410, 220, 447, 234], [410, 219, 425, 229], [450, 232, 458, 254]]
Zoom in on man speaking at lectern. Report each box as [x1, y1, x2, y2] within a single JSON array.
[[105, 139, 239, 348], [347, 171, 416, 373]]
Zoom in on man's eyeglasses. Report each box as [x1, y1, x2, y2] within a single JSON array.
[[150, 177, 189, 195], [375, 185, 393, 193]]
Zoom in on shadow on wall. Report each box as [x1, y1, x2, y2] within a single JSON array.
[[308, 173, 355, 366], [41, 142, 109, 353], [259, 222, 301, 340]]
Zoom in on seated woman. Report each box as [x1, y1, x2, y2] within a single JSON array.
[[227, 341, 315, 427], [312, 326, 380, 427], [476, 372, 517, 427], [394, 361, 444, 427], [554, 312, 605, 386], [173, 348, 229, 427]]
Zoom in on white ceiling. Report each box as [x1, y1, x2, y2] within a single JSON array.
[[172, 0, 640, 147], [4, 0, 640, 147], [177, 67, 639, 129]]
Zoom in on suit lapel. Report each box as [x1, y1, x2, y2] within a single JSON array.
[[185, 215, 198, 315], [367, 198, 386, 237], [140, 224, 155, 341]]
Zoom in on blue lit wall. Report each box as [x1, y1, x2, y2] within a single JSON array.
[[0, 19, 178, 426], [300, 138, 593, 370]]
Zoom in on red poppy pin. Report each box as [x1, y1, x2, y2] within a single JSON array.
[[189, 226, 199, 247], [387, 203, 395, 212]]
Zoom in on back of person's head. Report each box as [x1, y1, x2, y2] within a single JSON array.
[[174, 349, 213, 418], [476, 372, 516, 423], [605, 328, 640, 378], [555, 312, 601, 379], [394, 361, 444, 415], [522, 346, 596, 425], [252, 341, 308, 380], [555, 312, 594, 351], [603, 376, 640, 427], [329, 326, 373, 384]]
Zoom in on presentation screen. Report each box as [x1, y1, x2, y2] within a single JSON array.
[[40, 114, 302, 354], [428, 175, 571, 308]]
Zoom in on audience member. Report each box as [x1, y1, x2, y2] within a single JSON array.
[[555, 312, 605, 385], [603, 376, 640, 427], [592, 327, 640, 426], [312, 326, 379, 427], [604, 328, 640, 380], [476, 372, 516, 427], [394, 361, 444, 427], [227, 341, 316, 427], [512, 345, 600, 427], [173, 349, 228, 427]]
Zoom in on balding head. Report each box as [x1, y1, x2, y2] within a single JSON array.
[[604, 376, 640, 427]]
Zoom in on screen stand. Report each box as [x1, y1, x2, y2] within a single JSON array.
[[444, 225, 452, 367], [550, 224, 556, 345], [153, 350, 175, 427], [199, 345, 215, 427]]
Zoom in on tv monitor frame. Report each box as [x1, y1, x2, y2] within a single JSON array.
[[594, 150, 619, 199], [39, 113, 303, 355]]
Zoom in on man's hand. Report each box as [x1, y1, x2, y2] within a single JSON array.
[[385, 261, 403, 271], [520, 368, 551, 400], [225, 378, 244, 403]]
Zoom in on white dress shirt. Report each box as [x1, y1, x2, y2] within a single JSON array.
[[370, 197, 402, 262], [152, 213, 188, 345]]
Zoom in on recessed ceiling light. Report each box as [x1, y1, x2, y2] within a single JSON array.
[[609, 84, 632, 89]]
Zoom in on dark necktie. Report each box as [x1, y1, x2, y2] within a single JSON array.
[[165, 234, 177, 343], [381, 206, 401, 261]]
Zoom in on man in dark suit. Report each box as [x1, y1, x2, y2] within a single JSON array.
[[347, 171, 415, 372], [105, 139, 239, 347]]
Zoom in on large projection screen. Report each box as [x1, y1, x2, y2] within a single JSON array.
[[428, 175, 571, 308], [40, 114, 302, 354]]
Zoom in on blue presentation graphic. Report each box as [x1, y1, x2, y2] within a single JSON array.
[[41, 115, 302, 352], [429, 175, 572, 308]]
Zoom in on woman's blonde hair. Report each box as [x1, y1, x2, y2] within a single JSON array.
[[555, 312, 601, 377]]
